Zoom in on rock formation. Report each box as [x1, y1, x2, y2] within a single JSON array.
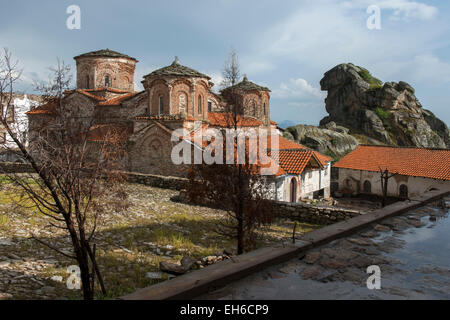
[[319, 63, 449, 148], [283, 122, 359, 160], [283, 63, 449, 159]]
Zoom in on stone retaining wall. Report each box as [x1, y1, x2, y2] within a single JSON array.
[[0, 162, 34, 173], [125, 171, 188, 191], [273, 201, 361, 225]]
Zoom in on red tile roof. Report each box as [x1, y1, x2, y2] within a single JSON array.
[[98, 92, 138, 106], [84, 88, 133, 94], [270, 149, 323, 175], [334, 145, 450, 181], [26, 101, 57, 115], [272, 136, 332, 168]]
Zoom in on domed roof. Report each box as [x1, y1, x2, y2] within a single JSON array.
[[74, 48, 137, 61], [144, 57, 210, 79], [223, 75, 270, 92]]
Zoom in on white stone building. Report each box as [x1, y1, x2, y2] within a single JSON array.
[[333, 145, 450, 198], [0, 94, 40, 161], [270, 136, 332, 202]]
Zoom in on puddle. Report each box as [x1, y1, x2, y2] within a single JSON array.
[[200, 203, 450, 300]]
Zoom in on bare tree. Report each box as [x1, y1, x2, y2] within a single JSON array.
[[187, 79, 275, 254], [379, 167, 397, 207], [220, 48, 241, 89], [0, 48, 128, 300]]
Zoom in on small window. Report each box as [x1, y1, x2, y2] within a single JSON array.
[[198, 95, 202, 115], [86, 75, 90, 89], [207, 101, 212, 112], [263, 103, 266, 115], [308, 171, 312, 179], [158, 96, 164, 115], [105, 75, 110, 87]]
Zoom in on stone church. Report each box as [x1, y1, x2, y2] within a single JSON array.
[[27, 49, 332, 202]]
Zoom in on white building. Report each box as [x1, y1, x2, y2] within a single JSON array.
[[270, 136, 332, 202], [1, 94, 40, 160], [333, 145, 450, 198]]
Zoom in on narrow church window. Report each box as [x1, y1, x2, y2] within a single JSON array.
[[86, 75, 90, 89], [198, 95, 202, 115], [208, 101, 212, 112], [264, 103, 266, 115], [105, 75, 110, 87], [179, 93, 186, 114], [159, 96, 164, 115]]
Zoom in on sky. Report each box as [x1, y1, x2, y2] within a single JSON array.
[[1, 0, 449, 126]]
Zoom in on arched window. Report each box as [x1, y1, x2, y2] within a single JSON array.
[[208, 101, 212, 112], [263, 103, 266, 116], [86, 75, 90, 89], [198, 95, 202, 115], [178, 93, 187, 114], [105, 75, 110, 87], [158, 96, 164, 115], [399, 184, 408, 198], [363, 180, 371, 194], [290, 178, 297, 203]]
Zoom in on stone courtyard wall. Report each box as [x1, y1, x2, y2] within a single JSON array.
[[0, 161, 360, 224], [125, 171, 188, 191], [0, 162, 34, 173], [272, 201, 361, 225]]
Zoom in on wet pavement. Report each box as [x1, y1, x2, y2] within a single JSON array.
[[200, 197, 450, 300]]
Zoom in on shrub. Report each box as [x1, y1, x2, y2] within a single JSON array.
[[358, 67, 383, 90]]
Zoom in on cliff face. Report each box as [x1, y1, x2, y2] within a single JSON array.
[[319, 63, 449, 148]]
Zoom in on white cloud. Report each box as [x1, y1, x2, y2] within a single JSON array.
[[272, 78, 324, 99], [374, 53, 450, 85], [342, 0, 438, 21]]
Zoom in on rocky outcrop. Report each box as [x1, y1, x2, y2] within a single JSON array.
[[318, 63, 449, 148], [284, 122, 359, 159]]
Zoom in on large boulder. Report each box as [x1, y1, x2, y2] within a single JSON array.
[[318, 63, 448, 148], [284, 123, 359, 159]]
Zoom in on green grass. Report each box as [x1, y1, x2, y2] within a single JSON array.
[[358, 67, 383, 90], [0, 214, 9, 225], [375, 107, 390, 121]]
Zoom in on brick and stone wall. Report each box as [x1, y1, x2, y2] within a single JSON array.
[[75, 57, 136, 92]]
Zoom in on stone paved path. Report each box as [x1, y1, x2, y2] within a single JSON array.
[[200, 197, 450, 300]]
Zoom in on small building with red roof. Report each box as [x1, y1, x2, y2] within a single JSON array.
[[333, 145, 450, 198]]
